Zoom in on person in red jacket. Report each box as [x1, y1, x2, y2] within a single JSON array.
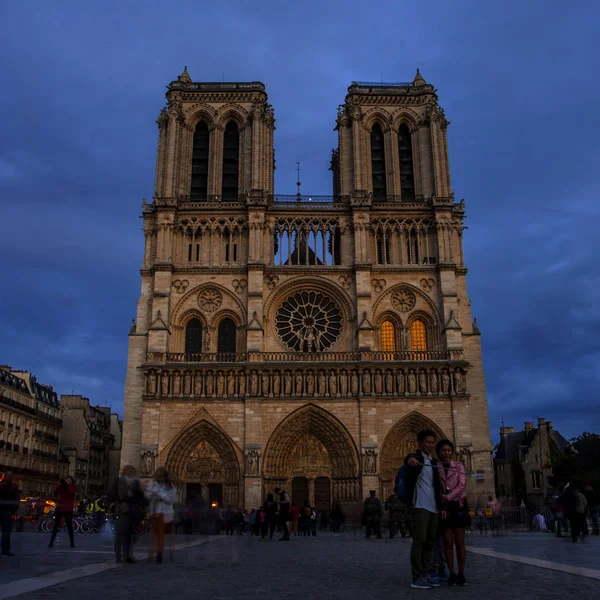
[[48, 477, 77, 548]]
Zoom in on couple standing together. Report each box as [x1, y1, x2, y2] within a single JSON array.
[[405, 430, 469, 589]]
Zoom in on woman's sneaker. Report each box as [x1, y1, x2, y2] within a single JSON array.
[[411, 577, 433, 589], [447, 573, 457, 586], [456, 574, 467, 586]]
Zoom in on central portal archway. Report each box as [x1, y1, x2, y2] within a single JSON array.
[[262, 405, 361, 510], [165, 419, 242, 507]]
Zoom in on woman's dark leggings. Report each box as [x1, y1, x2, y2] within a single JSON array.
[[50, 511, 75, 547]]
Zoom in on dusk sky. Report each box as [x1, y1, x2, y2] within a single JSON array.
[[1, 0, 599, 443]]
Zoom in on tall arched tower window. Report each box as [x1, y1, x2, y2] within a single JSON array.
[[410, 319, 427, 351], [370, 123, 387, 199], [217, 318, 237, 354], [381, 321, 396, 352], [398, 124, 415, 201], [191, 121, 210, 200], [222, 121, 239, 201], [185, 318, 203, 354]]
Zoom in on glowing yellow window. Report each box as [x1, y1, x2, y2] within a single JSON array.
[[410, 320, 427, 351], [381, 321, 396, 352]]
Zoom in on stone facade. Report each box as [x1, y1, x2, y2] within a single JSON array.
[[60, 395, 117, 499], [121, 68, 494, 513], [0, 366, 68, 497]]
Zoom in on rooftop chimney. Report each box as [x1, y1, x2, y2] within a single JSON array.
[[537, 417, 546, 427], [546, 421, 552, 431], [524, 422, 534, 432]]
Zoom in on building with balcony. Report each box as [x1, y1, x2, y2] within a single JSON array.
[[59, 395, 118, 499], [121, 68, 494, 513], [0, 366, 68, 496], [494, 418, 569, 508]]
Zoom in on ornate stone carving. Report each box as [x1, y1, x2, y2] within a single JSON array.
[[147, 371, 157, 395], [205, 371, 214, 395], [217, 372, 225, 396], [454, 369, 466, 394], [338, 275, 353, 290], [364, 448, 377, 474], [396, 369, 405, 394], [419, 278, 435, 292], [385, 370, 393, 394], [391, 288, 416, 312], [141, 450, 156, 477], [441, 369, 450, 395], [183, 371, 192, 396], [272, 371, 281, 396], [261, 371, 270, 395], [430, 370, 439, 394], [374, 370, 383, 395], [264, 275, 280, 290], [362, 370, 372, 395], [161, 371, 169, 396], [306, 371, 315, 395], [418, 369, 427, 394], [284, 371, 292, 395], [173, 371, 182, 396], [328, 370, 337, 395], [232, 279, 247, 294], [237, 371, 246, 396], [246, 450, 260, 476], [371, 278, 387, 293], [407, 369, 417, 394], [250, 371, 259, 395], [198, 288, 223, 312], [172, 279, 189, 294]]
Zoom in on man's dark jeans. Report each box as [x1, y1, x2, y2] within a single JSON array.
[[1, 509, 14, 554], [410, 508, 439, 580]]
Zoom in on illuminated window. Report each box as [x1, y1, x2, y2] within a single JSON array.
[[410, 320, 427, 351], [381, 321, 396, 352]]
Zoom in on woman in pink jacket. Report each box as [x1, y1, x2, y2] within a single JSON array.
[[436, 439, 470, 586]]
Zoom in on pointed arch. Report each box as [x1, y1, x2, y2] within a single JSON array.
[[190, 120, 210, 200], [222, 120, 239, 201], [370, 122, 387, 199], [398, 123, 415, 201]]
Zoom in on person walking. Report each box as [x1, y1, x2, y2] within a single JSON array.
[[363, 490, 383, 539], [274, 486, 291, 541], [48, 477, 77, 549], [108, 464, 145, 564], [0, 472, 20, 557], [437, 439, 469, 586], [261, 494, 278, 540], [570, 484, 588, 543], [404, 429, 443, 589], [145, 467, 177, 563]]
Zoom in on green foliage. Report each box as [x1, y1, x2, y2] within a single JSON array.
[[550, 432, 600, 503]]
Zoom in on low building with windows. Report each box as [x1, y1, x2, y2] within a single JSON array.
[[121, 69, 494, 514], [59, 395, 118, 499], [494, 418, 568, 507], [0, 366, 68, 496]]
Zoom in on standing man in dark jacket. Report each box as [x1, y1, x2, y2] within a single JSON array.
[[404, 430, 443, 589], [274, 486, 291, 541], [0, 472, 20, 557], [363, 490, 383, 539]]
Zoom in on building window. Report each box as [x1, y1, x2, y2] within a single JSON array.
[[531, 470, 541, 489], [185, 318, 203, 355], [410, 319, 427, 351], [217, 318, 237, 354], [222, 121, 239, 201], [398, 124, 415, 201], [370, 123, 386, 199], [381, 321, 396, 353], [191, 121, 210, 200]]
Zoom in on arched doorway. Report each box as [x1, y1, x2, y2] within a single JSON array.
[[379, 412, 446, 500], [262, 405, 360, 512], [165, 420, 241, 508], [217, 318, 237, 354]]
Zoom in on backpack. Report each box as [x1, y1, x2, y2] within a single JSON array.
[[395, 464, 413, 505], [303, 506, 312, 518]]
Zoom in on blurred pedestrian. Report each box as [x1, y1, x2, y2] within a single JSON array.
[[48, 476, 77, 549], [0, 472, 20, 557], [145, 467, 177, 563]]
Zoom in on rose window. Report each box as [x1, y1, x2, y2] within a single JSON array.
[[276, 291, 342, 352], [391, 288, 416, 312]]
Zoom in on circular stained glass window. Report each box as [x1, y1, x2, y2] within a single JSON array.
[[276, 290, 342, 352]]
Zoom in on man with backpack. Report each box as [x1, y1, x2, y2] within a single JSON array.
[[401, 429, 443, 589]]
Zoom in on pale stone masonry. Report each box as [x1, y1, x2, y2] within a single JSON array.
[[121, 68, 494, 513]]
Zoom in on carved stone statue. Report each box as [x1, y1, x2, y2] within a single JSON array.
[[328, 371, 337, 395], [340, 371, 348, 396], [246, 451, 259, 476], [284, 371, 292, 395], [227, 371, 236, 396], [183, 371, 192, 395], [161, 372, 169, 396], [147, 371, 156, 395], [362, 370, 372, 395], [407, 369, 417, 394], [300, 371, 310, 395], [441, 370, 450, 394], [141, 450, 156, 477], [374, 370, 383, 395], [250, 371, 259, 395], [205, 371, 214, 396], [351, 371, 359, 395], [430, 370, 439, 394], [261, 371, 270, 396], [419, 370, 427, 394], [216, 372, 225, 396], [194, 372, 202, 396], [295, 373, 303, 395], [454, 369, 466, 394], [237, 371, 246, 396], [172, 371, 181, 396], [385, 371, 393, 394], [272, 371, 281, 396], [364, 449, 377, 474], [318, 372, 326, 396], [396, 370, 405, 394]]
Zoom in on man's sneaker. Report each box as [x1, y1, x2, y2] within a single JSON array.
[[411, 577, 433, 589], [447, 573, 457, 586], [426, 574, 442, 587], [456, 574, 467, 586]]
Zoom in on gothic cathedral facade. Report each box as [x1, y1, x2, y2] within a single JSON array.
[[121, 67, 494, 512]]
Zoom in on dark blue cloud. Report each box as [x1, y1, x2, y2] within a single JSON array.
[[1, 0, 599, 440]]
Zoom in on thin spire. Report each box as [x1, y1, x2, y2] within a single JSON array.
[[296, 162, 302, 202], [178, 66, 191, 83], [413, 68, 426, 86]]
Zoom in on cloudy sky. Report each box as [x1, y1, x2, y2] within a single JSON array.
[[1, 0, 598, 443]]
